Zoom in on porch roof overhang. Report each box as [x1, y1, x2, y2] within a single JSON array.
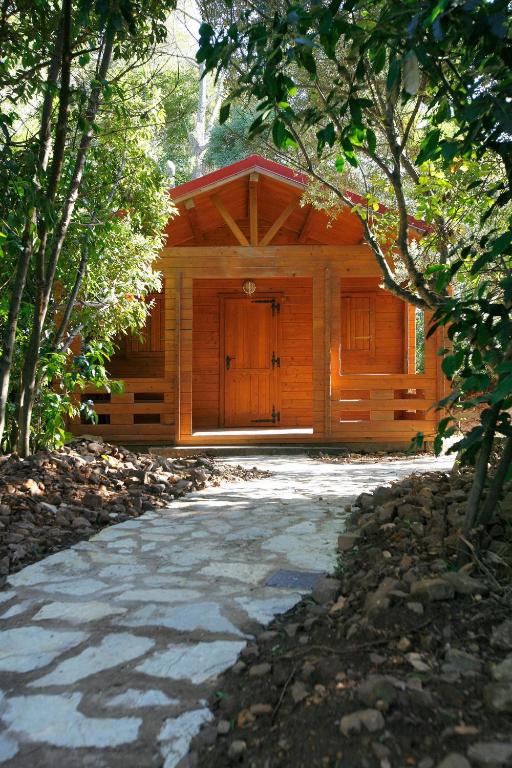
[[168, 154, 430, 235]]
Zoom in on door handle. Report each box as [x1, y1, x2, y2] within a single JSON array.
[[226, 355, 236, 370]]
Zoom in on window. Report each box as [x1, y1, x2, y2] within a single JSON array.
[[340, 294, 375, 355], [126, 292, 164, 355]]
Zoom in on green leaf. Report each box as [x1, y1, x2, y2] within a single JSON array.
[[490, 376, 512, 404], [335, 156, 345, 173], [441, 350, 463, 379], [416, 129, 441, 165], [371, 46, 386, 75], [317, 123, 336, 153], [424, 0, 449, 27], [366, 128, 377, 154], [496, 361, 512, 375], [403, 51, 421, 95], [438, 416, 454, 434], [461, 374, 491, 393], [272, 119, 286, 147], [491, 231, 512, 255], [219, 102, 231, 124], [386, 57, 401, 93]]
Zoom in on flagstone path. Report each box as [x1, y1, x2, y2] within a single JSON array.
[[0, 453, 453, 767]]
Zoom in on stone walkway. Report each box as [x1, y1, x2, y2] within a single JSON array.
[[0, 453, 453, 767]]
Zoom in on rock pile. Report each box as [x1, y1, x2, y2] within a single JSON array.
[[310, 449, 422, 464], [0, 437, 266, 579], [192, 467, 512, 768]]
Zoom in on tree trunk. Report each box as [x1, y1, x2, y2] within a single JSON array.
[[190, 62, 208, 179], [0, 15, 64, 448], [16, 33, 114, 457], [52, 245, 89, 350], [0, 227, 35, 448], [463, 403, 501, 536], [190, 61, 225, 179], [478, 435, 512, 526]]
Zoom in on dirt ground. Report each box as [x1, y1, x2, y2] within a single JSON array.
[[191, 466, 512, 768], [0, 437, 266, 579]]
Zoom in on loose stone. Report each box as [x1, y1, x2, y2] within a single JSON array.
[[491, 620, 512, 651], [410, 578, 455, 602], [483, 682, 512, 713], [491, 655, 512, 682], [248, 662, 271, 678], [436, 754, 471, 768], [249, 703, 272, 716], [228, 740, 247, 761], [217, 720, 231, 736], [467, 742, 512, 767], [290, 681, 309, 704], [340, 708, 385, 736]]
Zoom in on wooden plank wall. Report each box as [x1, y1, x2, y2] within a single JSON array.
[[108, 291, 165, 379], [163, 246, 378, 444], [71, 243, 444, 446], [338, 277, 405, 374]]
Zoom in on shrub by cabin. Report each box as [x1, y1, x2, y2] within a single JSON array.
[[75, 155, 446, 448]]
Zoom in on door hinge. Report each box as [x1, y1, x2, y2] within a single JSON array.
[[251, 405, 280, 424], [252, 298, 280, 315], [272, 351, 280, 369]]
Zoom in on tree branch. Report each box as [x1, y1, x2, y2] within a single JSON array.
[[284, 119, 431, 309]]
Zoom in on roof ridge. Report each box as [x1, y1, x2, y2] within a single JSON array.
[[170, 155, 430, 232]]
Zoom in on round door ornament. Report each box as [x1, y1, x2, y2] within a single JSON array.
[[242, 279, 256, 295]]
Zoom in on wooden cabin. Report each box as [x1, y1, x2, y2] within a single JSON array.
[[76, 155, 446, 448]]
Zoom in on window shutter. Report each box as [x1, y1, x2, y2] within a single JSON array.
[[341, 294, 375, 355], [127, 292, 164, 354]]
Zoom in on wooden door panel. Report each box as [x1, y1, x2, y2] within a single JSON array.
[[223, 298, 278, 427], [226, 372, 272, 426]]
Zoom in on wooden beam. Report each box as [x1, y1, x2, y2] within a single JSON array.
[[249, 173, 259, 246], [260, 198, 298, 246], [324, 266, 332, 439], [184, 198, 204, 244], [298, 205, 314, 243], [163, 244, 373, 258], [161, 244, 385, 278], [211, 194, 249, 246]]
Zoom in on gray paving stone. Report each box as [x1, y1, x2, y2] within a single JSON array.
[[0, 627, 87, 673], [30, 632, 154, 687], [0, 452, 454, 767], [105, 688, 179, 709], [159, 708, 213, 768], [36, 578, 108, 596], [236, 593, 303, 624], [3, 693, 141, 747], [33, 600, 127, 623], [0, 731, 19, 762], [265, 568, 324, 590], [136, 641, 246, 684], [199, 561, 272, 584], [113, 588, 201, 604], [120, 601, 245, 636], [98, 564, 149, 579], [0, 600, 33, 619]]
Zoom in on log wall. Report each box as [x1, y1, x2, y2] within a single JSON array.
[[74, 244, 442, 447]]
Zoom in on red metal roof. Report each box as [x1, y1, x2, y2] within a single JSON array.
[[170, 154, 430, 233]]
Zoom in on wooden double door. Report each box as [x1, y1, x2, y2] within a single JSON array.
[[221, 296, 281, 428]]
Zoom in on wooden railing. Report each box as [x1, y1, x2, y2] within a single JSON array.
[[72, 378, 174, 441], [331, 373, 438, 439]]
